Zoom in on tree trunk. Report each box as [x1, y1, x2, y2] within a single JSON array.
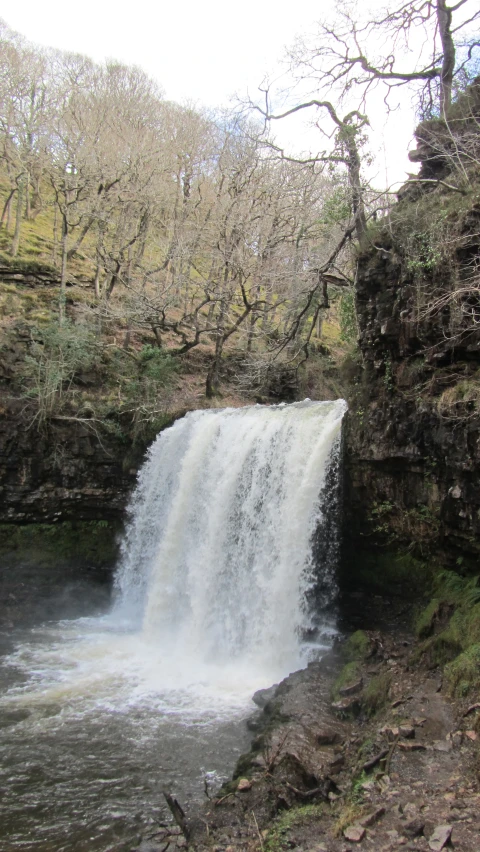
[[437, 0, 455, 118], [0, 189, 15, 229], [94, 264, 102, 299], [11, 176, 24, 257], [59, 213, 68, 324], [343, 127, 367, 241], [53, 204, 59, 267], [25, 173, 31, 220]]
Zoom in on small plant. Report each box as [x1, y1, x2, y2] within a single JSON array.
[[21, 318, 97, 426]]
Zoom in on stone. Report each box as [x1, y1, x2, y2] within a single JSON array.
[[359, 807, 385, 827], [432, 740, 452, 753], [343, 824, 366, 842], [399, 726, 415, 739], [339, 678, 364, 697], [402, 818, 425, 838], [237, 778, 252, 791], [428, 825, 452, 851], [252, 684, 278, 708], [331, 697, 360, 714], [316, 729, 343, 745], [465, 730, 477, 741]]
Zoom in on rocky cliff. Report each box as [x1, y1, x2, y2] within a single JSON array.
[[345, 86, 480, 567], [0, 399, 141, 525]]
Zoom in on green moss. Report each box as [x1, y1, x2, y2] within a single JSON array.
[[265, 804, 324, 852], [341, 630, 371, 662], [413, 572, 480, 673], [411, 631, 462, 668], [415, 598, 442, 638], [444, 645, 480, 699], [362, 673, 392, 717], [0, 521, 121, 570], [332, 661, 362, 700]]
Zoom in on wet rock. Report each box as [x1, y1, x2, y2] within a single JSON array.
[[328, 754, 345, 773], [427, 825, 452, 851], [331, 697, 361, 716], [399, 726, 415, 739], [252, 684, 278, 708], [432, 740, 452, 753], [343, 824, 366, 842]]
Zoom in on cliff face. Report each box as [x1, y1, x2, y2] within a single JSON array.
[[345, 104, 480, 564], [0, 400, 140, 525]]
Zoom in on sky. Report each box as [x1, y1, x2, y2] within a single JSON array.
[[4, 0, 416, 187]]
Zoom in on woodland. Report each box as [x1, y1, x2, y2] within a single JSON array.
[[0, 1, 479, 436]]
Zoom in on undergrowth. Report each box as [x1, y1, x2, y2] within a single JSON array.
[[413, 571, 480, 698], [265, 803, 324, 852]]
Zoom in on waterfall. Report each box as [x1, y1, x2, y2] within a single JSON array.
[[115, 399, 347, 681]]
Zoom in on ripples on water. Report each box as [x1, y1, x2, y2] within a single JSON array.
[[0, 613, 254, 852]]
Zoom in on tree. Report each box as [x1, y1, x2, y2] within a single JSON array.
[[287, 0, 479, 119], [0, 20, 51, 252]]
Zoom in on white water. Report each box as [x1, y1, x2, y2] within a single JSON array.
[[115, 398, 346, 690], [0, 399, 346, 851]]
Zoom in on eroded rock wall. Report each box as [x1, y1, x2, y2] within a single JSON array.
[[0, 400, 140, 524], [345, 168, 480, 565]]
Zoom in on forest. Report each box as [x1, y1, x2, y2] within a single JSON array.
[[1, 2, 479, 434]]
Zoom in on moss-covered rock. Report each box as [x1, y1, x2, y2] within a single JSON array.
[[444, 644, 480, 699]]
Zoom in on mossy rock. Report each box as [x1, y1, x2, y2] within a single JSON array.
[[444, 644, 480, 699], [341, 630, 372, 662], [362, 673, 392, 717], [332, 661, 362, 700], [0, 520, 121, 571]]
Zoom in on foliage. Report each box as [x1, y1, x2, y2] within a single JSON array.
[[339, 290, 358, 345], [21, 319, 97, 424], [413, 572, 480, 674], [341, 630, 371, 662], [444, 644, 480, 698], [0, 520, 120, 568]]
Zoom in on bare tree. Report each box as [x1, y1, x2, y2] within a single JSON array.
[[287, 0, 479, 119]]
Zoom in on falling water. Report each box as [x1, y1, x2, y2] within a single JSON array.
[[116, 399, 346, 679], [0, 399, 347, 852]]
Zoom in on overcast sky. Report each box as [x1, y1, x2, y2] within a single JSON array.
[[4, 0, 416, 186]]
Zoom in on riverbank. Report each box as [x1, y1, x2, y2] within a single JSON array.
[[145, 596, 480, 852]]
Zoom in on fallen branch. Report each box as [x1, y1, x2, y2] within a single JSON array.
[[463, 703, 480, 717], [362, 748, 389, 772], [163, 792, 190, 840], [285, 781, 331, 801], [214, 791, 236, 807]]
